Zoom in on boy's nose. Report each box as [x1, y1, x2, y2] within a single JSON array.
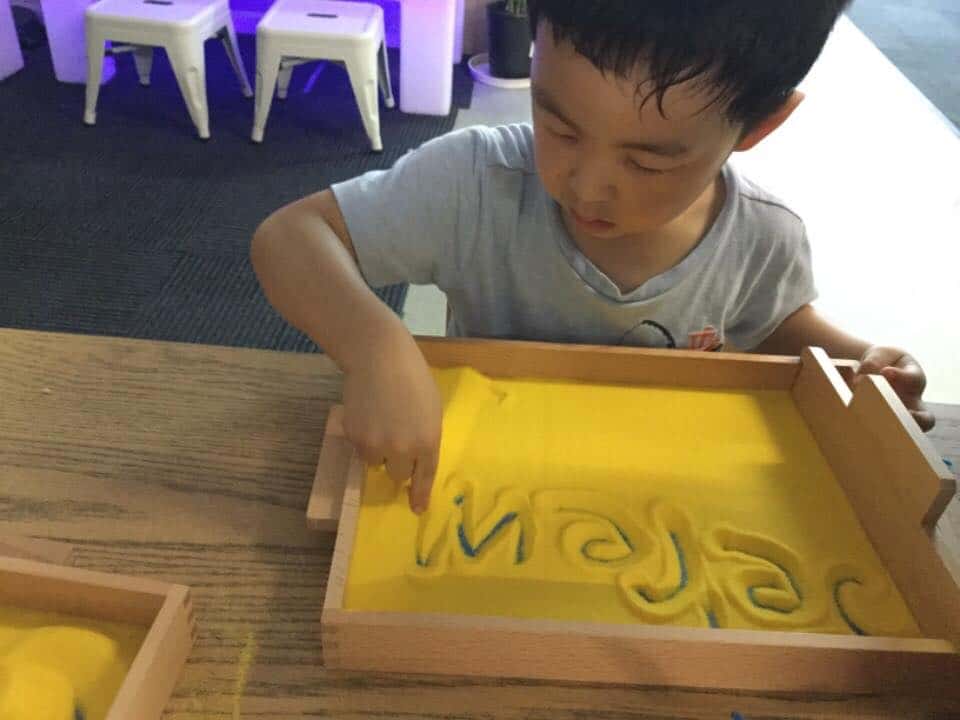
[[568, 160, 615, 205]]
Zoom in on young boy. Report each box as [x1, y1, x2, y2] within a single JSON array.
[[251, 1, 933, 514]]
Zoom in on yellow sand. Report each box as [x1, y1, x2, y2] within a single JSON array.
[[0, 607, 146, 720], [344, 367, 919, 637]]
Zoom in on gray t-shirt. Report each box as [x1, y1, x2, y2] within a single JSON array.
[[332, 123, 816, 351]]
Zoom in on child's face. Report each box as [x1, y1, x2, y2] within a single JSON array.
[[531, 25, 745, 241]]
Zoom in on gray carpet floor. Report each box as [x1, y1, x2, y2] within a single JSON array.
[[848, 0, 960, 129], [0, 29, 471, 351]]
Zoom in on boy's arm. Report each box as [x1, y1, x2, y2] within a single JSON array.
[[251, 190, 443, 513], [252, 189, 402, 371], [751, 304, 869, 359], [753, 304, 934, 430]]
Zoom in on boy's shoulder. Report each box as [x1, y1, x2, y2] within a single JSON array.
[[423, 123, 536, 175], [726, 166, 806, 238]]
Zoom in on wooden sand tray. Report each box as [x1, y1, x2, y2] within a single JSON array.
[[308, 338, 960, 696], [0, 537, 194, 719]]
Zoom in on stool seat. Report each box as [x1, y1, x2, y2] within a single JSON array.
[[87, 0, 221, 28], [84, 0, 252, 139], [259, 0, 379, 40], [252, 0, 394, 151]]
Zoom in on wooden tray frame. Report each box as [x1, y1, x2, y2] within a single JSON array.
[[309, 338, 960, 696], [0, 555, 195, 719]]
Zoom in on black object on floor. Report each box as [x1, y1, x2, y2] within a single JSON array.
[[12, 7, 47, 51], [0, 36, 472, 351]]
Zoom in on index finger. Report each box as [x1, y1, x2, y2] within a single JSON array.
[[408, 445, 440, 515]]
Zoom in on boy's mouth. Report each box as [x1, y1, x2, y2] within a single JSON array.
[[569, 207, 617, 234]]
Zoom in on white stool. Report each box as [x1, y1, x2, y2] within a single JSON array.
[[0, 0, 25, 81], [253, 0, 394, 151], [84, 0, 253, 139]]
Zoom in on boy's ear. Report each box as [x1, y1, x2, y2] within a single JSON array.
[[734, 90, 805, 152]]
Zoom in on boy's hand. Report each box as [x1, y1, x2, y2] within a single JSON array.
[[341, 338, 443, 514], [856, 346, 935, 432]]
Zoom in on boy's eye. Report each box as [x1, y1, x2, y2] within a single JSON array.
[[550, 126, 577, 143], [627, 158, 667, 175]]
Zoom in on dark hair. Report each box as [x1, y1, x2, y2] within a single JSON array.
[[529, 0, 853, 128]]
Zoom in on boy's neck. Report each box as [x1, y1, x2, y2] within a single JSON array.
[[565, 173, 727, 295]]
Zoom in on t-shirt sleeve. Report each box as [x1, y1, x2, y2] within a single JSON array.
[[330, 127, 485, 288], [725, 220, 819, 351]]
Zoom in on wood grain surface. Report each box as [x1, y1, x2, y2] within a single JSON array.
[[1, 328, 958, 719]]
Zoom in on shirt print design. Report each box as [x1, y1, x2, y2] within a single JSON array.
[[621, 321, 724, 352]]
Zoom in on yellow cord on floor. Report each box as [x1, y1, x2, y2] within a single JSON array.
[[345, 367, 919, 637], [0, 607, 146, 720]]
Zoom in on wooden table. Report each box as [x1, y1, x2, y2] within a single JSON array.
[[1, 328, 958, 719]]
